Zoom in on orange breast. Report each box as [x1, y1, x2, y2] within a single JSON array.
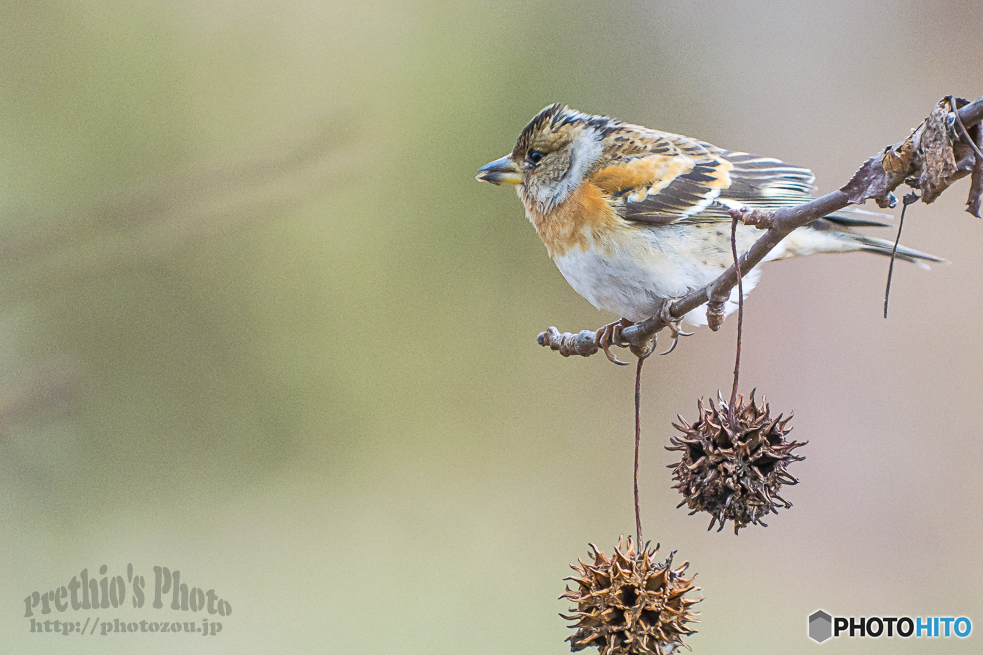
[[528, 182, 622, 258]]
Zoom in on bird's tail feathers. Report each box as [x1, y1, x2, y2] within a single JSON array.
[[779, 224, 946, 270], [852, 234, 947, 270], [823, 207, 892, 228], [796, 211, 946, 270]]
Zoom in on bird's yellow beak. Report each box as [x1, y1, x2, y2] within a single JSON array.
[[476, 155, 522, 186]]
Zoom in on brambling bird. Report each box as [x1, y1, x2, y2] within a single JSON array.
[[477, 103, 942, 359]]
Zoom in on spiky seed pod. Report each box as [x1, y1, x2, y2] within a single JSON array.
[[560, 536, 701, 655], [667, 390, 806, 534]]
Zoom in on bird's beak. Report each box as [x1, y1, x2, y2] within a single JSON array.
[[476, 155, 522, 186]]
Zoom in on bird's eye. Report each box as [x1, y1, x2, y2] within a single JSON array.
[[527, 150, 545, 165]]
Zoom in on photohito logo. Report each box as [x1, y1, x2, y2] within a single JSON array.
[[808, 610, 971, 643]]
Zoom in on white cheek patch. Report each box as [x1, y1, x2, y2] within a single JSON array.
[[564, 129, 603, 193], [533, 129, 603, 211]]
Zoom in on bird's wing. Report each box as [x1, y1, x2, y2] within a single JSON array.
[[602, 132, 886, 227], [591, 132, 736, 226]]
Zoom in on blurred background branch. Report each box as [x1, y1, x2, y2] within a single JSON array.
[[0, 123, 353, 306]]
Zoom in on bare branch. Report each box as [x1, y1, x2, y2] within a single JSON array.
[[538, 94, 983, 359]]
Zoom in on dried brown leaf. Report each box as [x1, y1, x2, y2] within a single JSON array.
[[844, 97, 978, 209], [917, 99, 960, 203], [882, 136, 915, 176], [840, 152, 901, 208]]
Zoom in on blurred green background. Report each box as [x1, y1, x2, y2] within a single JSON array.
[[2, 1, 982, 653]]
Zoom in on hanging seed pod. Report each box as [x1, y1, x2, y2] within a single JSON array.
[[561, 536, 701, 655], [667, 391, 806, 534]]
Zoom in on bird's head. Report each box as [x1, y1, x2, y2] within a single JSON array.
[[476, 104, 621, 213]]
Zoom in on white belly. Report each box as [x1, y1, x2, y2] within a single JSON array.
[[552, 226, 763, 326]]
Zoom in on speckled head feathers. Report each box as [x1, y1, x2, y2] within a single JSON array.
[[511, 104, 621, 161]]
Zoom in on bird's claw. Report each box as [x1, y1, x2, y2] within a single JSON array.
[[657, 299, 693, 356], [596, 318, 634, 366]]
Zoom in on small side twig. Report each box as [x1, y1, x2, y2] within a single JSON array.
[[950, 95, 983, 162], [634, 357, 644, 548], [883, 192, 919, 318], [949, 96, 983, 218], [728, 213, 744, 426]]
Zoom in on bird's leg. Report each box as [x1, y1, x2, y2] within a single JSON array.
[[596, 318, 634, 366], [657, 298, 694, 356]]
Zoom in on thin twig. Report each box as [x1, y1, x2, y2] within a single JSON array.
[[729, 214, 744, 426], [884, 192, 919, 318], [634, 356, 644, 549]]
